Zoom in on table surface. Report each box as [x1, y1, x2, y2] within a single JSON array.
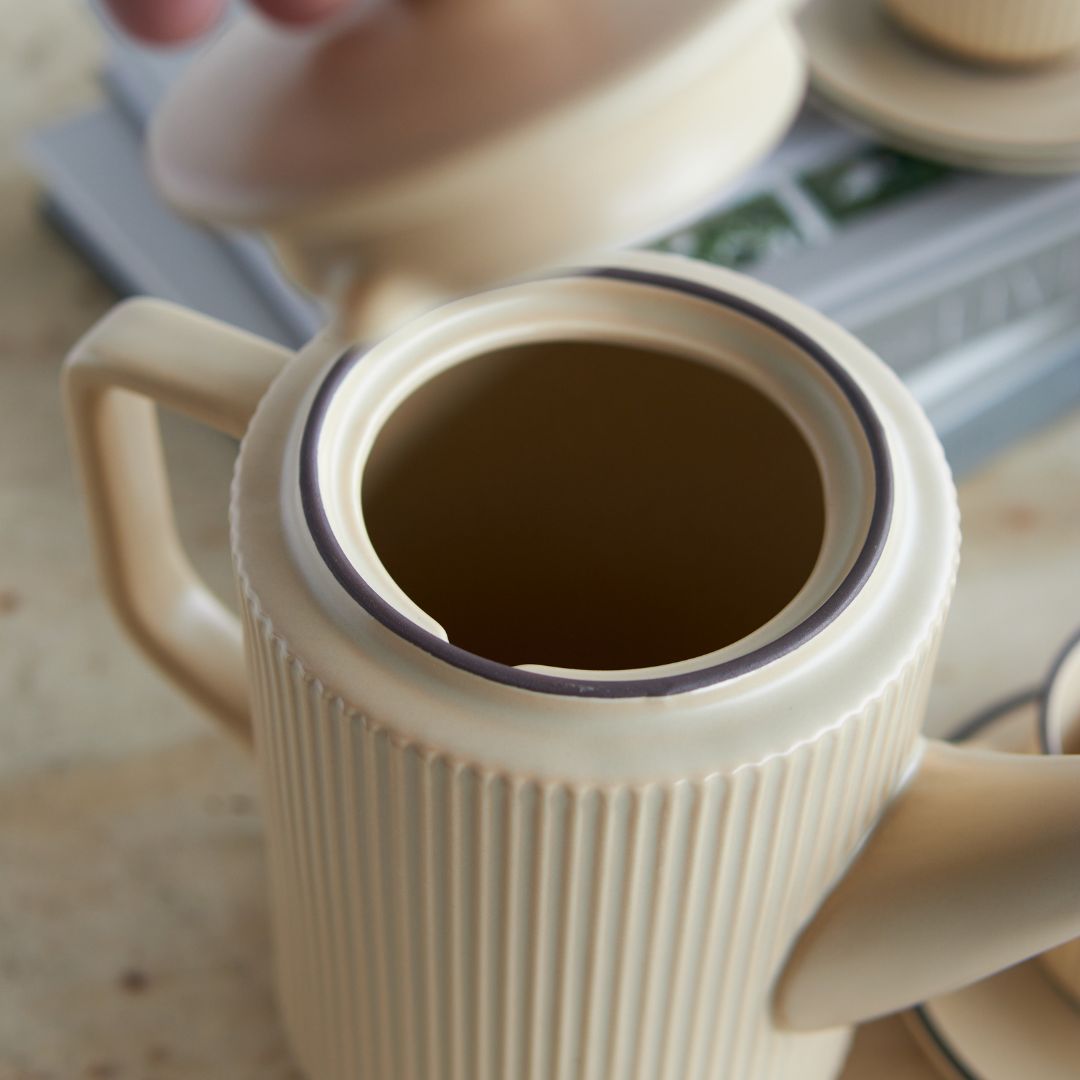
[[4, 3, 1080, 1078]]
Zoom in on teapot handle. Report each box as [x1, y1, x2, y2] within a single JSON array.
[[63, 298, 290, 744]]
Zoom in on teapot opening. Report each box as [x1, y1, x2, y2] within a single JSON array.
[[360, 339, 825, 671], [300, 267, 889, 694]]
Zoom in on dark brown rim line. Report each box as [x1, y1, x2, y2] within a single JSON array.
[[1038, 625, 1080, 754], [910, 1006, 980, 1080], [299, 267, 894, 698]]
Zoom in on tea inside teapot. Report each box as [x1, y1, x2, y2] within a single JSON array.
[[362, 340, 825, 670]]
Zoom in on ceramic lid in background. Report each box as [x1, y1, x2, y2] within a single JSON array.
[[148, 0, 807, 333]]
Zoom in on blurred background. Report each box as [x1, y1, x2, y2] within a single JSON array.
[[3, 1, 1080, 1077], [1, 6, 279, 1078]]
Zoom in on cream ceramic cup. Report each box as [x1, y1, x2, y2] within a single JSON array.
[[63, 253, 1080, 1080], [884, 0, 1080, 66], [1037, 630, 1080, 1003]]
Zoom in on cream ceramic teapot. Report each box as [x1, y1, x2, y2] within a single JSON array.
[[61, 3, 1080, 1080]]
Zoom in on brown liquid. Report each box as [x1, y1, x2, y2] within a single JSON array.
[[362, 341, 825, 670]]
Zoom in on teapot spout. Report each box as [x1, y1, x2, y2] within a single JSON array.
[[775, 738, 1080, 1030]]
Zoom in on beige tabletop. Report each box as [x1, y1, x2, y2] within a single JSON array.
[[3, 2, 1080, 1078]]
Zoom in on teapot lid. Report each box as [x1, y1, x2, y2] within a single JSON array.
[[149, 0, 805, 327]]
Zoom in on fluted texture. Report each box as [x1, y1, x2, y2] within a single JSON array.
[[884, 0, 1080, 65], [239, 575, 944, 1080]]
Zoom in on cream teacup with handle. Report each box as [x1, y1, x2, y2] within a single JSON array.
[[884, 0, 1080, 66], [63, 253, 1080, 1080]]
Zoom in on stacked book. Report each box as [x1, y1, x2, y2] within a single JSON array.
[[26, 6, 1080, 475]]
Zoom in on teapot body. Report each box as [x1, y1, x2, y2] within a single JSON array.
[[228, 255, 958, 1080]]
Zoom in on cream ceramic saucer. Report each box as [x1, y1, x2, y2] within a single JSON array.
[[905, 690, 1080, 1080], [799, 0, 1080, 174]]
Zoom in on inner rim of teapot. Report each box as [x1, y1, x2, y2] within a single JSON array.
[[299, 267, 892, 696]]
